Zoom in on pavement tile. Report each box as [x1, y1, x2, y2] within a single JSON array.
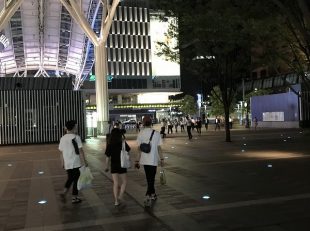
[[0, 128, 310, 230]]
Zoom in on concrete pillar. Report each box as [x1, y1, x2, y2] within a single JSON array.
[[60, 0, 120, 136], [95, 44, 109, 135], [117, 94, 122, 104]]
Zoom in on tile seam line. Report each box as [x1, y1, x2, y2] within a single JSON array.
[[153, 192, 310, 217]]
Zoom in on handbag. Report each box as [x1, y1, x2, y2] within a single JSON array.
[[160, 167, 166, 185], [139, 130, 155, 153], [121, 141, 131, 168]]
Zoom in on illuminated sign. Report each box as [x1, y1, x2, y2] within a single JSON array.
[[89, 73, 96, 81], [85, 103, 182, 110], [89, 73, 113, 82]]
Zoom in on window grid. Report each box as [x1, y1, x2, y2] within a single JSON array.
[[107, 6, 151, 80]]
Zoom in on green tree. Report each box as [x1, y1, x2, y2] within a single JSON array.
[[270, 0, 310, 84], [180, 95, 197, 116], [155, 0, 265, 141], [210, 86, 236, 116]]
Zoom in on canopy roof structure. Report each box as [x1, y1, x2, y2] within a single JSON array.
[[0, 0, 146, 88]]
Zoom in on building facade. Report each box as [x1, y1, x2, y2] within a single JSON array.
[[83, 0, 182, 134]]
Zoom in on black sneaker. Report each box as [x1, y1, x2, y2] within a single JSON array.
[[72, 197, 82, 204], [150, 194, 157, 201], [144, 197, 152, 207]]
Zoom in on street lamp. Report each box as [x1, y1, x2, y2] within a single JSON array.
[[197, 94, 202, 117], [244, 102, 249, 128]]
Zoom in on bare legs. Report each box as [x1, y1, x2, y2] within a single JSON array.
[[111, 173, 127, 205]]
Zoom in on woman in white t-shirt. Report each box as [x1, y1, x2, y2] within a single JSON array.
[[136, 116, 164, 204], [59, 120, 88, 204]]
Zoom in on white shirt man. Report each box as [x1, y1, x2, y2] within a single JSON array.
[[59, 134, 83, 170], [136, 116, 164, 203], [58, 120, 87, 204]]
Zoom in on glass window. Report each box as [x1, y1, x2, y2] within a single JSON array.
[[273, 76, 284, 87]]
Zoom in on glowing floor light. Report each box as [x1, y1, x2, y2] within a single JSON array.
[[38, 171, 44, 175], [202, 195, 210, 200], [38, 200, 47, 204], [241, 149, 245, 152], [267, 164, 273, 168], [7, 164, 12, 167]]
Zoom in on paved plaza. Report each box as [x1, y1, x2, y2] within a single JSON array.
[[0, 126, 310, 231]]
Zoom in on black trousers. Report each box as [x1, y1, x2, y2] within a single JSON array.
[[187, 126, 192, 139], [168, 125, 173, 134], [65, 167, 80, 196], [143, 165, 157, 196], [181, 125, 184, 131]]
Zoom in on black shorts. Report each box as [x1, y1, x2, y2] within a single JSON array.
[[111, 164, 127, 174]]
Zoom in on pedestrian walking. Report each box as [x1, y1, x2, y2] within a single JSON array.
[[253, 117, 258, 130], [186, 116, 193, 139], [136, 116, 164, 205], [229, 116, 233, 129], [215, 116, 221, 130], [204, 117, 209, 131], [174, 119, 179, 133], [160, 119, 166, 138], [180, 118, 185, 132], [59, 120, 88, 204], [105, 128, 131, 206], [167, 119, 173, 134], [196, 117, 202, 135]]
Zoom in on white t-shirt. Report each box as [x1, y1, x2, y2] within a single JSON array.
[[137, 128, 163, 166], [59, 133, 82, 170]]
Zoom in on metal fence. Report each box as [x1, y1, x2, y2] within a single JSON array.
[[0, 90, 85, 145]]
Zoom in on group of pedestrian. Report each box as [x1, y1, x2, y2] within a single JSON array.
[[58, 116, 164, 207], [159, 117, 210, 139]]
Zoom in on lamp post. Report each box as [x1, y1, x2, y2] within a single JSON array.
[[244, 102, 250, 128], [197, 93, 202, 117]]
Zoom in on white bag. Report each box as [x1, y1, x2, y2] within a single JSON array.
[[121, 141, 131, 168], [77, 166, 94, 190], [160, 168, 167, 185]]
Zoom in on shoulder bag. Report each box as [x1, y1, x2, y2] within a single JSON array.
[[121, 140, 131, 168], [139, 130, 155, 153]]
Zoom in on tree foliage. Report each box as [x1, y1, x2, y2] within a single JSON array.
[[210, 86, 236, 116], [155, 17, 180, 64], [156, 0, 262, 141], [180, 95, 197, 116], [155, 0, 310, 139], [253, 0, 310, 88]]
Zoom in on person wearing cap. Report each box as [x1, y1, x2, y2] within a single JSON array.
[[136, 115, 164, 204], [59, 120, 88, 204]]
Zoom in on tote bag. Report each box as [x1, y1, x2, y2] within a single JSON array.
[[121, 141, 131, 168]]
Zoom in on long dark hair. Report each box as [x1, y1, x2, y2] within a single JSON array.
[[108, 128, 123, 145]]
